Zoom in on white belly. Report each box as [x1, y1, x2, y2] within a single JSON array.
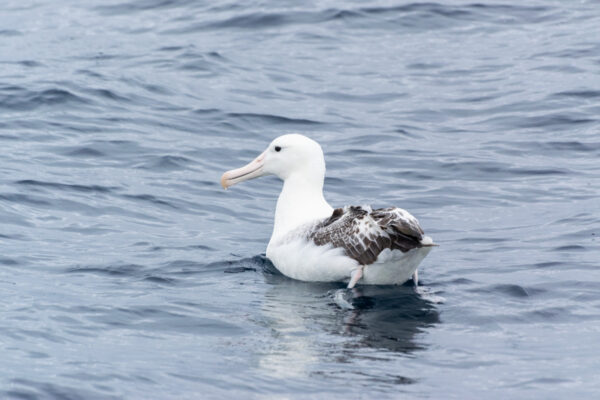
[[266, 239, 432, 285], [267, 239, 356, 282]]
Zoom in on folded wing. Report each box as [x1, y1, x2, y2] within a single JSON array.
[[308, 206, 426, 265]]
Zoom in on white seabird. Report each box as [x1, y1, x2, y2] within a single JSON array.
[[221, 134, 435, 288]]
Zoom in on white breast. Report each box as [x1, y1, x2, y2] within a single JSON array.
[[266, 238, 357, 282]]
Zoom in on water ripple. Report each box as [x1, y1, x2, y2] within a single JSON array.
[[0, 87, 90, 111], [16, 179, 116, 194], [2, 0, 599, 398]]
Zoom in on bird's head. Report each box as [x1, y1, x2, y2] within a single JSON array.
[[221, 134, 325, 189]]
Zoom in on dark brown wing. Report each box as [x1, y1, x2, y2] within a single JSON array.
[[308, 206, 425, 265], [370, 207, 424, 250]]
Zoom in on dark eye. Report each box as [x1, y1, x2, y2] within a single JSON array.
[[274, 146, 282, 152]]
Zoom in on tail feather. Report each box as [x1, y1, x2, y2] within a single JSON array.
[[420, 236, 438, 247]]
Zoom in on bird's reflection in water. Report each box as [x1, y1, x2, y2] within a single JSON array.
[[255, 256, 439, 383], [336, 285, 440, 353]]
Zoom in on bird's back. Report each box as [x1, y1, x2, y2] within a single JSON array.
[[308, 205, 429, 266]]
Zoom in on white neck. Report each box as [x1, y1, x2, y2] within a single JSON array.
[[270, 172, 333, 242]]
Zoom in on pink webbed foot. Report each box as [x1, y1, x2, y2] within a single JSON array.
[[347, 266, 364, 289]]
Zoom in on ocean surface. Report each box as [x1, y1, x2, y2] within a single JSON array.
[[1, 0, 599, 398]]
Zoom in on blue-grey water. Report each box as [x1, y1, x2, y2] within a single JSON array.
[[1, 0, 599, 398]]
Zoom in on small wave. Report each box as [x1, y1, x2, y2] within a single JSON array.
[[0, 29, 22, 36], [122, 193, 179, 209], [517, 114, 595, 128], [0, 233, 27, 240], [150, 244, 214, 252], [89, 305, 245, 335], [445, 278, 477, 285], [406, 62, 444, 70], [469, 284, 545, 298], [339, 133, 404, 146], [5, 379, 115, 400], [66, 264, 145, 277], [143, 276, 178, 285], [0, 86, 90, 111], [526, 307, 572, 321], [508, 167, 570, 177], [532, 46, 600, 60], [554, 90, 600, 99], [491, 284, 533, 298], [6, 60, 44, 68], [169, 11, 314, 32], [0, 257, 20, 266], [66, 264, 181, 286], [167, 3, 553, 34], [532, 261, 563, 269], [483, 113, 596, 131], [0, 193, 51, 206], [63, 146, 107, 157], [552, 245, 587, 252], [312, 91, 405, 103], [541, 141, 599, 153], [158, 45, 186, 52], [223, 266, 257, 274], [457, 237, 509, 244], [434, 160, 571, 180], [226, 112, 323, 126], [75, 69, 106, 79], [16, 179, 115, 194], [160, 255, 275, 277], [85, 88, 130, 102], [95, 0, 197, 16], [136, 155, 193, 171], [192, 108, 221, 115]]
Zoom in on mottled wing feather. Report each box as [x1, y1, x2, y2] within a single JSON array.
[[308, 206, 425, 265], [370, 207, 424, 253]]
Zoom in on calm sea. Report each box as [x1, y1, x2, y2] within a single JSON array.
[[1, 0, 599, 398]]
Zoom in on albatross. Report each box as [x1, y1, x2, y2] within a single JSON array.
[[221, 134, 434, 288]]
